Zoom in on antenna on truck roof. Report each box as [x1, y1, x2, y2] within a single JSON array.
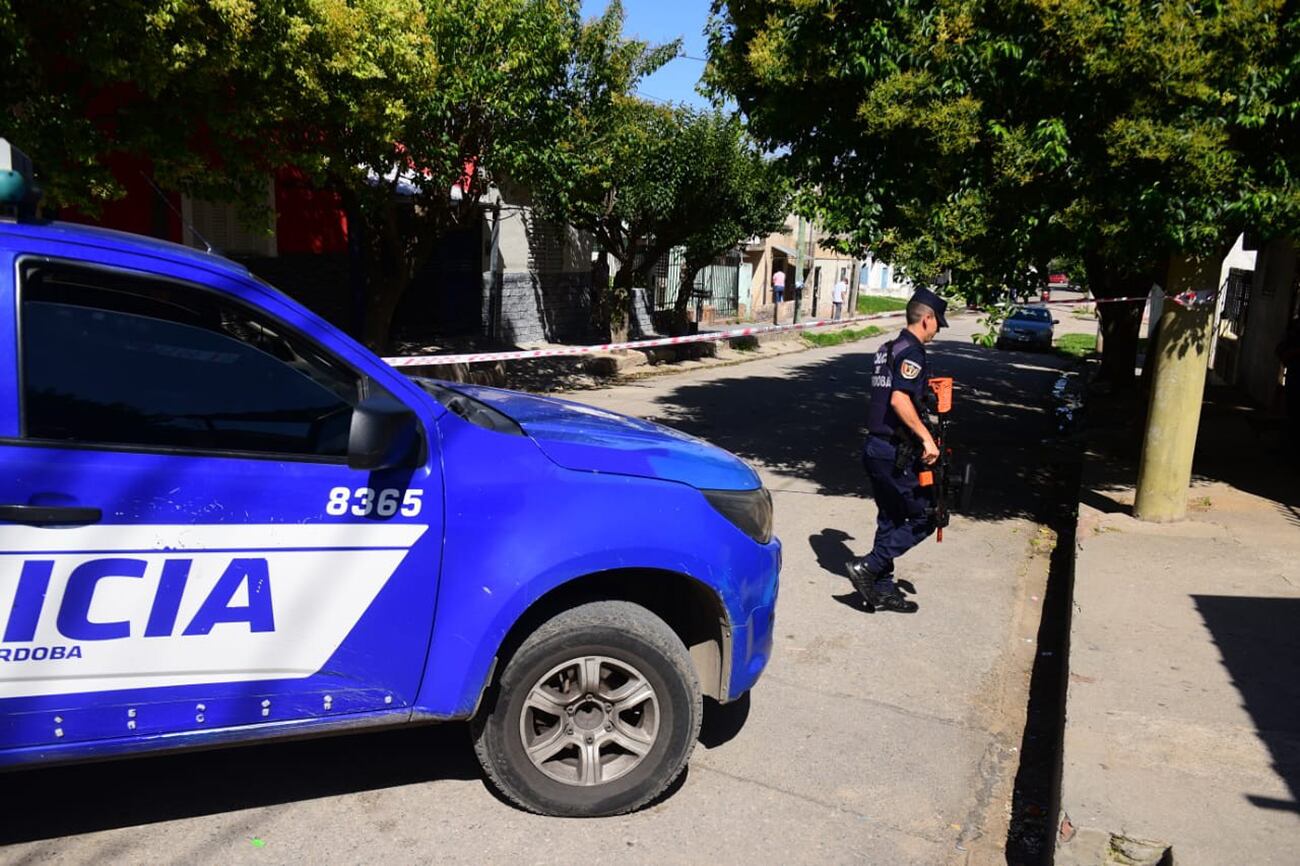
[[139, 171, 216, 254]]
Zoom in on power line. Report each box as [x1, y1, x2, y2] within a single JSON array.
[[634, 89, 674, 104]]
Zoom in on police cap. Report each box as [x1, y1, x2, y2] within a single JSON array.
[[909, 287, 949, 328]]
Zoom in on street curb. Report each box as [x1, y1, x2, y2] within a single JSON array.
[[1053, 359, 1174, 866], [400, 318, 896, 389]]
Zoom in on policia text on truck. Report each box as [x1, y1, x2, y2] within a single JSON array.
[[0, 140, 780, 817]]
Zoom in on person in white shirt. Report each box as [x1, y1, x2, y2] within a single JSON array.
[[831, 272, 848, 320]]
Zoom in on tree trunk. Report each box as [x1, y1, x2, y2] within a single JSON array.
[[605, 260, 636, 343], [1095, 299, 1145, 388], [359, 213, 412, 353], [362, 274, 407, 353], [354, 199, 444, 353], [1133, 253, 1220, 521], [670, 261, 705, 334], [1084, 252, 1154, 390], [340, 190, 368, 340]]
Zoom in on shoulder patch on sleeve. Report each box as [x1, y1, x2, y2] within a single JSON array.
[[899, 359, 923, 380]]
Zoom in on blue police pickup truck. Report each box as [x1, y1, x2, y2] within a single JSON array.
[[0, 145, 780, 817]]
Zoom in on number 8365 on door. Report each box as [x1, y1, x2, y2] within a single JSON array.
[[326, 487, 423, 517]]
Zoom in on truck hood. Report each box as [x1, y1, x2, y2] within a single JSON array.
[[445, 384, 760, 491]]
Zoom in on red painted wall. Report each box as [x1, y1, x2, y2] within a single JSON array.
[[275, 167, 348, 255], [59, 152, 183, 243]]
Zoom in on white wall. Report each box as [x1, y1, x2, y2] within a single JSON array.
[[1238, 238, 1297, 407], [857, 258, 912, 298]]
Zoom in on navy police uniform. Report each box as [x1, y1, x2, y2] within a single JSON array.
[[861, 328, 934, 577], [850, 287, 949, 611]]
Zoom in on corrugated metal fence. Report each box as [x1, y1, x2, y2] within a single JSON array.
[[657, 248, 742, 318]]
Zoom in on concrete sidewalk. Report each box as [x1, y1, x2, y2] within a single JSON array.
[[1057, 389, 1300, 865]]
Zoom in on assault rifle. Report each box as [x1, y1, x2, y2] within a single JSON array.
[[893, 377, 975, 542]]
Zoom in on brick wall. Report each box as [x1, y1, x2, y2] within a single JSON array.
[[240, 207, 596, 347], [491, 270, 593, 344]]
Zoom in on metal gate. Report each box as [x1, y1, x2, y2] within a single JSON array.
[[1223, 267, 1253, 336], [660, 248, 742, 318]]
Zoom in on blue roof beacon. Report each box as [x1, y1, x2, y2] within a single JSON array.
[[0, 145, 779, 817]]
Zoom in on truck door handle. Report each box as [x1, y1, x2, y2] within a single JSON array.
[[0, 504, 103, 525]]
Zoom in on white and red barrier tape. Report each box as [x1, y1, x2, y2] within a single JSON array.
[[381, 289, 1210, 368], [382, 310, 907, 367], [1044, 289, 1215, 308]]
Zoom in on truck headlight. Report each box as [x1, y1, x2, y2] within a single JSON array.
[[703, 487, 773, 544]]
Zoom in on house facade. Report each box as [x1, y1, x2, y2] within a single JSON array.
[[1210, 235, 1299, 409], [58, 164, 597, 347]]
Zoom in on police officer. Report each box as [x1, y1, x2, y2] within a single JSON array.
[[847, 288, 948, 613]]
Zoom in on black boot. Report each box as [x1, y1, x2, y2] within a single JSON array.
[[866, 581, 919, 614], [847, 560, 919, 613], [845, 558, 878, 601]]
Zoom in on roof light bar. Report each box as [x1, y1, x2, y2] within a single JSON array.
[[0, 138, 36, 208]]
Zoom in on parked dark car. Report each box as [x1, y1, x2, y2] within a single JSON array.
[[996, 306, 1057, 351]]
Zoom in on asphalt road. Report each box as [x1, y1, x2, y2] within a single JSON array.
[[1, 301, 1096, 866]]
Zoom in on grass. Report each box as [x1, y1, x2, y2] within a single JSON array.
[[1029, 526, 1058, 557], [802, 325, 885, 348], [1054, 333, 1097, 358], [856, 294, 909, 315]]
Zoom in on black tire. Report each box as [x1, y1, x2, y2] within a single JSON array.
[[471, 600, 702, 817]]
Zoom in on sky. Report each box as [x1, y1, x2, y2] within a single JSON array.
[[579, 0, 714, 110]]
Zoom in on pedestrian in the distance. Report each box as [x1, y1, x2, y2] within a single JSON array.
[[831, 272, 848, 320], [847, 287, 949, 613], [772, 269, 786, 304]]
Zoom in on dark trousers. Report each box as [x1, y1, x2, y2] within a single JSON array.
[[862, 436, 936, 576]]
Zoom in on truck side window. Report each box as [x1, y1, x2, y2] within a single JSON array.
[[20, 262, 360, 458]]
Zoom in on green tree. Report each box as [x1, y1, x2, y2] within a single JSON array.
[[668, 112, 788, 330], [1, 0, 621, 351], [0, 0, 294, 209], [527, 1, 678, 337], [536, 97, 786, 336], [285, 0, 584, 350], [706, 0, 1300, 386]]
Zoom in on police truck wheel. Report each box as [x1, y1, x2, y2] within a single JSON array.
[[471, 600, 702, 817]]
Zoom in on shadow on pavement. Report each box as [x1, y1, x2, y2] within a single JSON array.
[[0, 723, 483, 844], [1193, 596, 1300, 815], [652, 335, 1081, 526], [3, 701, 751, 843], [1080, 385, 1300, 523], [699, 693, 751, 750], [808, 528, 856, 576]]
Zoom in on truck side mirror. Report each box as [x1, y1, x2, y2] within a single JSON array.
[[348, 396, 419, 471]]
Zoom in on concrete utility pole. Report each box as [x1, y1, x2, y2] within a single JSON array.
[[794, 214, 805, 324], [1133, 253, 1220, 522]]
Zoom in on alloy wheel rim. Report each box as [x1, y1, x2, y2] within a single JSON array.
[[518, 655, 660, 786]]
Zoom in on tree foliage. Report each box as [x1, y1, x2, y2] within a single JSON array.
[[707, 0, 1300, 381], [671, 111, 788, 326], [535, 95, 786, 335], [533, 89, 785, 332], [0, 0, 653, 350]]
